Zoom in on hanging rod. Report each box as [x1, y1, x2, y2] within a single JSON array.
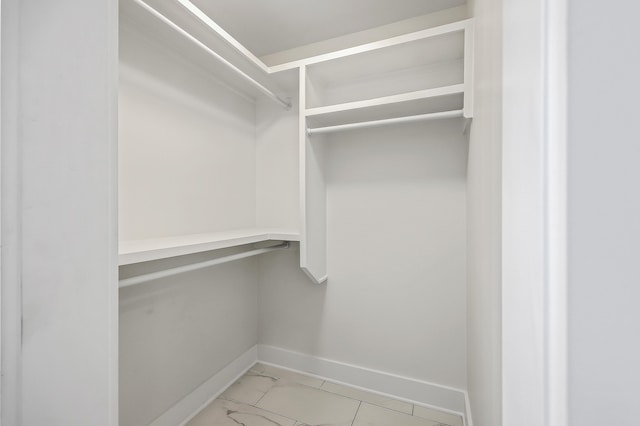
[[307, 109, 464, 136], [129, 0, 291, 110], [119, 242, 290, 288]]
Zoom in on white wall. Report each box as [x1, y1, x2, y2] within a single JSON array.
[[118, 22, 256, 241], [501, 0, 551, 424], [567, 1, 640, 424], [117, 15, 268, 426], [255, 97, 300, 230], [465, 0, 503, 424], [1, 0, 22, 422], [259, 119, 468, 389], [119, 253, 259, 426], [2, 0, 119, 424]]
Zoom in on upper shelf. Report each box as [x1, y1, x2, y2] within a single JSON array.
[[307, 31, 463, 90], [302, 18, 474, 135], [119, 0, 296, 105], [303, 24, 466, 110], [119, 228, 300, 265], [269, 19, 472, 73]]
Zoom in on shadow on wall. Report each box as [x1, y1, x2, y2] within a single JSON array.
[[258, 244, 328, 356], [119, 251, 261, 426], [256, 119, 468, 389]]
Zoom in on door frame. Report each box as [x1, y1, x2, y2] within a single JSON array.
[[502, 0, 568, 425]]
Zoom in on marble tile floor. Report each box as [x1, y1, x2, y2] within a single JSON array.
[[187, 363, 464, 426]]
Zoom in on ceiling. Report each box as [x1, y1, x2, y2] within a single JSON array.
[[189, 0, 466, 57]]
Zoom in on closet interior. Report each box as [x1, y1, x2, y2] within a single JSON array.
[[118, 0, 475, 425]]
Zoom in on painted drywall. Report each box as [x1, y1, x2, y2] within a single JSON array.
[[118, 17, 267, 426], [465, 0, 503, 424], [6, 0, 119, 424], [501, 0, 550, 424], [258, 119, 468, 389], [567, 1, 640, 424], [118, 21, 256, 241], [119, 253, 259, 426], [1, 0, 22, 423], [255, 97, 300, 230]]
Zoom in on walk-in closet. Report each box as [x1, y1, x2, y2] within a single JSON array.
[[6, 0, 638, 425], [117, 1, 475, 424]]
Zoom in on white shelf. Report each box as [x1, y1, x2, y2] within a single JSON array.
[[120, 0, 294, 103], [298, 19, 474, 283], [269, 19, 471, 73], [119, 228, 300, 265], [306, 32, 464, 89], [305, 84, 464, 129]]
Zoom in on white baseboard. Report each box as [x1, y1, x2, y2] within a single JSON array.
[[464, 390, 474, 426], [150, 345, 258, 426], [152, 344, 473, 426], [257, 344, 468, 418]]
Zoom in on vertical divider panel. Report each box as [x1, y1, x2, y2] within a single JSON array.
[[463, 20, 475, 118], [299, 65, 328, 284]]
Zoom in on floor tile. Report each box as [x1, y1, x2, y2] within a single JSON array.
[[251, 363, 324, 388], [219, 370, 278, 405], [186, 399, 295, 426], [256, 382, 360, 426], [413, 405, 464, 426], [353, 403, 445, 426], [321, 381, 413, 414]]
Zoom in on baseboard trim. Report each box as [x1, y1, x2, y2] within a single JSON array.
[[150, 345, 258, 426], [257, 344, 467, 419], [464, 390, 474, 426], [152, 344, 472, 426]]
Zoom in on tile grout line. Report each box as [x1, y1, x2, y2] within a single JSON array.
[[253, 390, 268, 406], [254, 369, 365, 426], [224, 366, 461, 426], [239, 373, 301, 425], [246, 397, 300, 425], [350, 401, 362, 426], [255, 372, 370, 425], [256, 362, 464, 419], [211, 395, 301, 426], [251, 366, 418, 416], [262, 363, 442, 408], [315, 384, 412, 415]]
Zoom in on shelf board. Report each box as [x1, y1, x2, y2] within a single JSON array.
[[305, 84, 464, 128], [119, 228, 300, 265], [306, 32, 464, 89], [268, 19, 470, 73], [120, 0, 295, 101]]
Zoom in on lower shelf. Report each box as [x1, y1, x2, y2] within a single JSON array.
[[119, 228, 300, 265], [304, 84, 465, 128]]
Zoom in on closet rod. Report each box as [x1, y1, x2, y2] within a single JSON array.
[[119, 242, 290, 288], [129, 0, 291, 110], [307, 109, 464, 135]]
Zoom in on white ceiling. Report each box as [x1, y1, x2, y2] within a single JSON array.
[[189, 0, 466, 57]]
